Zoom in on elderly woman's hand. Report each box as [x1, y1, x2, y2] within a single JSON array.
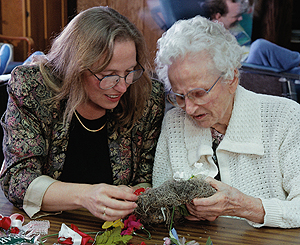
[[185, 177, 265, 224], [81, 184, 138, 221]]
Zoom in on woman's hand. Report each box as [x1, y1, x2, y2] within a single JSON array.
[[185, 177, 265, 224], [81, 184, 138, 221], [42, 182, 138, 221]]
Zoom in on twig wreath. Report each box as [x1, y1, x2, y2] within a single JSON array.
[[134, 176, 216, 226]]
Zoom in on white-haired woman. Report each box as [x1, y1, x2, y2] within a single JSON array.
[[153, 15, 300, 228]]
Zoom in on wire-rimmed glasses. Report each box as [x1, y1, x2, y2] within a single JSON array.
[[167, 75, 222, 107], [88, 63, 145, 90]]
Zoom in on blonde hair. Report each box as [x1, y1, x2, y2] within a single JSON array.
[[39, 6, 152, 128]]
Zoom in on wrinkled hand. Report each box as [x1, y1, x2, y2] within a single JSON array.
[[185, 177, 265, 224], [82, 184, 138, 221]]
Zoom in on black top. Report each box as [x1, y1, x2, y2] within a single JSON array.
[[60, 112, 113, 184]]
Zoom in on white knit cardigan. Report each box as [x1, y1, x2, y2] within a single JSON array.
[[153, 86, 300, 228]]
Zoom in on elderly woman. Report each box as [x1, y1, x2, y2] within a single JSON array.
[[153, 15, 300, 228], [1, 6, 164, 220]]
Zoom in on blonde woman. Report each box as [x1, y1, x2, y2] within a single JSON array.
[[1, 6, 164, 221]]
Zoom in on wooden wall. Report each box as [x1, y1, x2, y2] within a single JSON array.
[[77, 0, 163, 70], [0, 0, 68, 61]]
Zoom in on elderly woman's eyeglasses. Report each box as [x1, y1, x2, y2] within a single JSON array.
[[88, 64, 145, 90], [167, 75, 222, 107]]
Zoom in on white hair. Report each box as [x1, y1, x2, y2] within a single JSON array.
[[155, 15, 243, 90]]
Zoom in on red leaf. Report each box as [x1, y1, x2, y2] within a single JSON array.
[[134, 188, 146, 196], [10, 227, 20, 234], [0, 217, 11, 230]]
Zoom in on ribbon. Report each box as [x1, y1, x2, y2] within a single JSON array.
[[0, 213, 24, 232], [59, 237, 74, 245], [9, 213, 24, 229], [22, 220, 50, 236], [58, 223, 94, 245], [71, 224, 94, 245], [58, 223, 82, 245], [0, 236, 36, 244]]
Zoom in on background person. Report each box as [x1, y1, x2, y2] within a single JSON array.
[[153, 15, 300, 228], [205, 0, 300, 73], [0, 6, 164, 220], [154, 0, 300, 74]]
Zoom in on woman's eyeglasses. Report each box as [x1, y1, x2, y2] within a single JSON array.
[[88, 63, 145, 90], [167, 75, 222, 107]]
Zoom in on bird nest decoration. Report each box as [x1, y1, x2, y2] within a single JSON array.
[[134, 177, 216, 226]]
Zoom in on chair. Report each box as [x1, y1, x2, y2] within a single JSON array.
[[0, 44, 12, 75], [239, 63, 300, 103], [0, 34, 34, 73]]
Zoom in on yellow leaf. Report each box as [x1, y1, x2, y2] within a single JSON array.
[[102, 219, 124, 229], [102, 221, 113, 229], [112, 219, 124, 229]]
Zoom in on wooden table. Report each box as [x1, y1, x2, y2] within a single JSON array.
[[1, 189, 300, 245]]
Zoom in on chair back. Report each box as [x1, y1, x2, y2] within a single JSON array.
[[0, 34, 34, 62]]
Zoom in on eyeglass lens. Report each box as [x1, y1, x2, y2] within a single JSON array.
[[168, 75, 222, 107], [99, 69, 143, 90], [168, 88, 208, 107]]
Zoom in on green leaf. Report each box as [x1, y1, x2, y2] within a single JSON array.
[[96, 226, 133, 245], [205, 236, 213, 245], [169, 230, 180, 245], [170, 237, 181, 245], [177, 204, 190, 216]]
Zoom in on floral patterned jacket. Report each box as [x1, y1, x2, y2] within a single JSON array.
[[0, 65, 165, 209]]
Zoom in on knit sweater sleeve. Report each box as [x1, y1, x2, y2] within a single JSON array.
[[250, 98, 300, 228]]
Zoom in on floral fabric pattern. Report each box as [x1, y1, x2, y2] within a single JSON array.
[[0, 65, 165, 209]]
